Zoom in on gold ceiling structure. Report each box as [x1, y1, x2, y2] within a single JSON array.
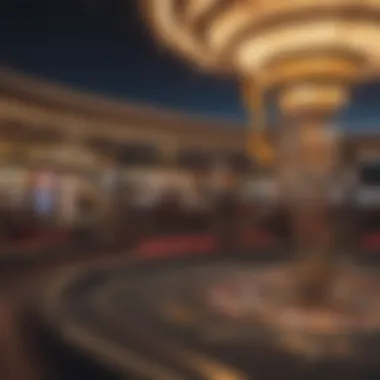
[[143, 1, 380, 77], [143, 0, 380, 163]]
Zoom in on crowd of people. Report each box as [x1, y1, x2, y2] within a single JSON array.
[[0, 162, 377, 255]]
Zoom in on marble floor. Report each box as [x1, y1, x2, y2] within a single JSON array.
[[0, 248, 129, 380]]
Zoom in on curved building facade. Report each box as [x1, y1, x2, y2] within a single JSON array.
[[0, 66, 379, 168], [0, 67, 246, 162]]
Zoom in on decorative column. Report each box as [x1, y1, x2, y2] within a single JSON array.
[[210, 161, 240, 253], [276, 83, 348, 305]]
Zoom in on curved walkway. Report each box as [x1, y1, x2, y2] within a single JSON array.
[[0, 245, 132, 380]]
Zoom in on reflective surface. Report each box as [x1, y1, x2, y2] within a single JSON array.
[[48, 256, 380, 380]]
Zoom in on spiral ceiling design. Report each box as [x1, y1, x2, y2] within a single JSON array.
[[143, 1, 380, 83], [142, 0, 380, 160]]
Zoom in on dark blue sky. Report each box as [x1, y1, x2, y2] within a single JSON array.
[[1, 0, 380, 131]]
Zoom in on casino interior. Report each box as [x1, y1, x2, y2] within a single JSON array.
[[0, 66, 380, 380], [0, 67, 379, 255], [3, 1, 380, 380], [1, 66, 380, 379]]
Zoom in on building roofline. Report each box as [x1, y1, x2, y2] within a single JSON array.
[[1, 66, 380, 153], [0, 66, 243, 135]]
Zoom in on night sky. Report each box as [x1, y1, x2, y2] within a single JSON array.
[[0, 0, 380, 132]]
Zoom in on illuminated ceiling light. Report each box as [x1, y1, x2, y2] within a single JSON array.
[[278, 84, 350, 116], [142, 0, 380, 163], [143, 1, 380, 75]]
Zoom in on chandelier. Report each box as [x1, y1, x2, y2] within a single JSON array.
[[143, 1, 380, 161], [143, 1, 380, 79]]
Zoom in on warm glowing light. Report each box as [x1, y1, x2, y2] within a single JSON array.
[[278, 85, 349, 114], [143, 0, 380, 160], [144, 0, 380, 77]]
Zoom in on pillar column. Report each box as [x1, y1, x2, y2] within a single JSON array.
[[276, 83, 348, 306]]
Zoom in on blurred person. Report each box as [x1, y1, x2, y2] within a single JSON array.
[[17, 176, 40, 239], [156, 186, 183, 233], [209, 163, 241, 252], [74, 192, 98, 244], [244, 174, 282, 236], [109, 184, 136, 248], [0, 191, 14, 242], [116, 184, 140, 248], [58, 172, 81, 228], [133, 176, 162, 236], [184, 172, 210, 232], [30, 169, 58, 229]]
